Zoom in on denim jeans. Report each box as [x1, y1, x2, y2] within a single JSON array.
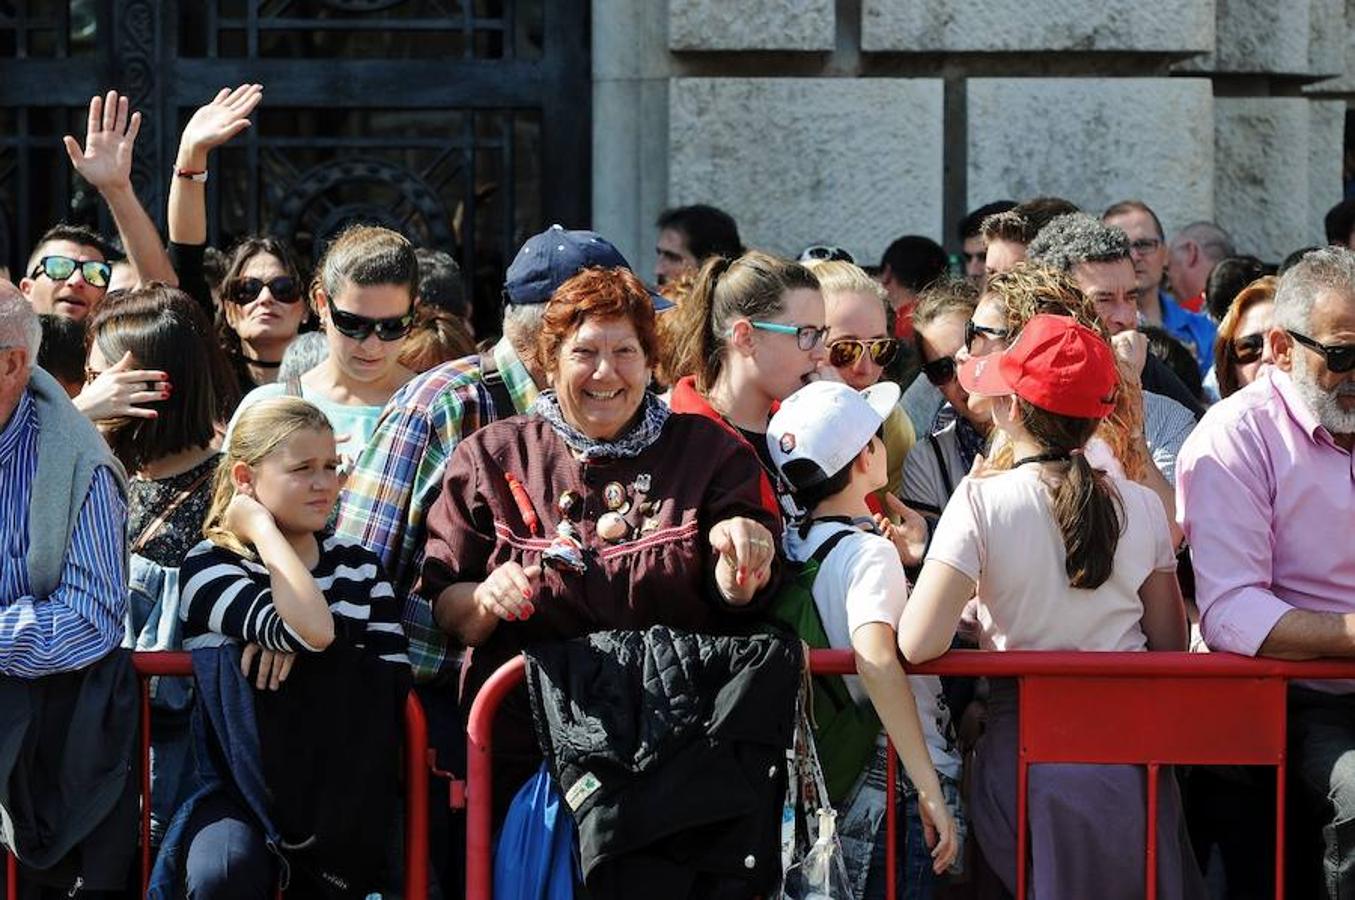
[[838, 739, 965, 900], [1290, 687, 1355, 900]]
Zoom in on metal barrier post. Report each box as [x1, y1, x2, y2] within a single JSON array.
[[465, 655, 527, 900], [885, 739, 898, 899], [404, 692, 431, 900]]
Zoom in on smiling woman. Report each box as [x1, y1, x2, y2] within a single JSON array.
[[419, 265, 783, 823]]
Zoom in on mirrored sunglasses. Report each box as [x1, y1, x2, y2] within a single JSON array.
[[828, 338, 898, 368], [32, 255, 112, 289]]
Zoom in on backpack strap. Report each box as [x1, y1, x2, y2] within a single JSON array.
[[480, 351, 516, 418], [928, 432, 954, 498], [808, 526, 857, 567]]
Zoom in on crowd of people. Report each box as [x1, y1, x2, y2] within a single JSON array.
[[1, 82, 1353, 900]]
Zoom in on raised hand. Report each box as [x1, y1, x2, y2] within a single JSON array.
[[73, 350, 169, 422], [179, 84, 262, 162], [63, 91, 140, 193]]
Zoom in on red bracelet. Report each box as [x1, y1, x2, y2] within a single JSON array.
[[174, 166, 208, 183]]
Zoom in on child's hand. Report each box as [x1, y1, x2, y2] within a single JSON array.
[[876, 494, 927, 567], [241, 642, 295, 691], [224, 492, 277, 544], [918, 791, 959, 874]]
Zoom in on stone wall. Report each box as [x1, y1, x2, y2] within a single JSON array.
[[591, 0, 1354, 274]]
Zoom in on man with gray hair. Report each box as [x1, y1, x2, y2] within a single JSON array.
[[1166, 221, 1236, 317], [0, 279, 127, 677], [1176, 246, 1355, 896], [1030, 212, 1205, 420]]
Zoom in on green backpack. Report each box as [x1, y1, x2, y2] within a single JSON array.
[[768, 527, 882, 804]]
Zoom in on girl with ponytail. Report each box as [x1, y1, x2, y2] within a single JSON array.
[[668, 250, 827, 520], [897, 315, 1203, 900]]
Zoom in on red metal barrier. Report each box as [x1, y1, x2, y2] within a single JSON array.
[[464, 649, 1355, 900], [2, 651, 429, 899]]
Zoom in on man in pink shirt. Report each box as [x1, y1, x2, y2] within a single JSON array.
[[1177, 246, 1355, 896]]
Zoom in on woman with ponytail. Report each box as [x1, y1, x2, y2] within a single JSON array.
[[668, 251, 828, 520], [897, 315, 1204, 899]]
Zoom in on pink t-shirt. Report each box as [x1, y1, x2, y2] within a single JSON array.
[[925, 466, 1176, 652]]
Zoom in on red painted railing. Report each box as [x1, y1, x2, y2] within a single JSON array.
[[3, 651, 429, 899], [464, 649, 1355, 900]]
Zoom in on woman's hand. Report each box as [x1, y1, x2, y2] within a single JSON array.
[[178, 84, 262, 162], [918, 790, 959, 874], [473, 562, 542, 622], [709, 517, 775, 605], [240, 643, 295, 691], [223, 492, 278, 547], [74, 351, 169, 422], [875, 494, 927, 567]]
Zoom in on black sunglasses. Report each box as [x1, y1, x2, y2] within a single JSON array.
[[1287, 330, 1355, 374], [31, 255, 112, 289], [798, 245, 855, 264], [828, 337, 898, 368], [228, 276, 301, 304], [1231, 333, 1265, 365], [965, 320, 1009, 352], [921, 355, 957, 386], [329, 305, 415, 342]]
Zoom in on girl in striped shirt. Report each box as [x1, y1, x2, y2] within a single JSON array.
[[169, 396, 407, 899]]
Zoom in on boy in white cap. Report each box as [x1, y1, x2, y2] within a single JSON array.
[[767, 380, 962, 899]]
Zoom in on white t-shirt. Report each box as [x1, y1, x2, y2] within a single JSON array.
[[926, 466, 1177, 653], [785, 521, 961, 781]]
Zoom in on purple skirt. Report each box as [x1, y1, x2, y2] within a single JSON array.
[[970, 680, 1207, 900]]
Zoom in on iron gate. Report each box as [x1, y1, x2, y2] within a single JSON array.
[[0, 0, 590, 332]]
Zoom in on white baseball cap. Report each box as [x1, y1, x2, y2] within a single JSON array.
[[766, 380, 900, 489]]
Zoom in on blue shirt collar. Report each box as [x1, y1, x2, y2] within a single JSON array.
[[0, 388, 34, 465]]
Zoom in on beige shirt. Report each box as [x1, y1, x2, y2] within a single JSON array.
[[925, 466, 1175, 652]]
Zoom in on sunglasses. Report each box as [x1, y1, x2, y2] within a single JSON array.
[[1231, 333, 1265, 365], [329, 305, 415, 342], [798, 245, 855, 264], [227, 276, 301, 304], [749, 320, 829, 351], [921, 355, 957, 386], [1287, 330, 1355, 374], [965, 320, 1009, 352], [828, 337, 898, 368], [31, 255, 112, 289]]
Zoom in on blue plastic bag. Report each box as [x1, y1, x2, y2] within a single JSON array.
[[493, 763, 578, 900]]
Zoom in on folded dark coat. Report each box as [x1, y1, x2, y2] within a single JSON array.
[[524, 626, 801, 900], [0, 648, 139, 893]]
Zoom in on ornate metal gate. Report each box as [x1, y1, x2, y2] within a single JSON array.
[[0, 0, 590, 330]]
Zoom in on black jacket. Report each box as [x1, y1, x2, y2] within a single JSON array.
[[0, 648, 139, 893], [524, 626, 802, 900]]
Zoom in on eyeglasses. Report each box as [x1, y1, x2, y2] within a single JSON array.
[[227, 276, 301, 304], [1286, 330, 1355, 374], [798, 245, 855, 264], [921, 355, 957, 386], [1128, 238, 1163, 256], [31, 255, 112, 289], [828, 337, 898, 368], [749, 320, 828, 351], [1231, 333, 1265, 365], [328, 305, 415, 342], [965, 320, 1009, 352]]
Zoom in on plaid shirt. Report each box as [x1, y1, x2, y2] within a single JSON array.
[[335, 337, 539, 680]]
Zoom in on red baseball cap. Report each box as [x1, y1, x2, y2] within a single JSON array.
[[957, 314, 1118, 419]]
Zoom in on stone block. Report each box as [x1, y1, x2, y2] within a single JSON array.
[[1215, 98, 1313, 262], [1177, 0, 1339, 75], [861, 0, 1213, 53], [1310, 100, 1346, 242], [966, 79, 1214, 239], [668, 78, 944, 263], [669, 0, 835, 52]]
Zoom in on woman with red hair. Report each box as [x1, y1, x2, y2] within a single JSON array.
[[418, 265, 782, 818]]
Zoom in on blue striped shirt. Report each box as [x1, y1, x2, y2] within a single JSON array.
[[0, 389, 127, 678]]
